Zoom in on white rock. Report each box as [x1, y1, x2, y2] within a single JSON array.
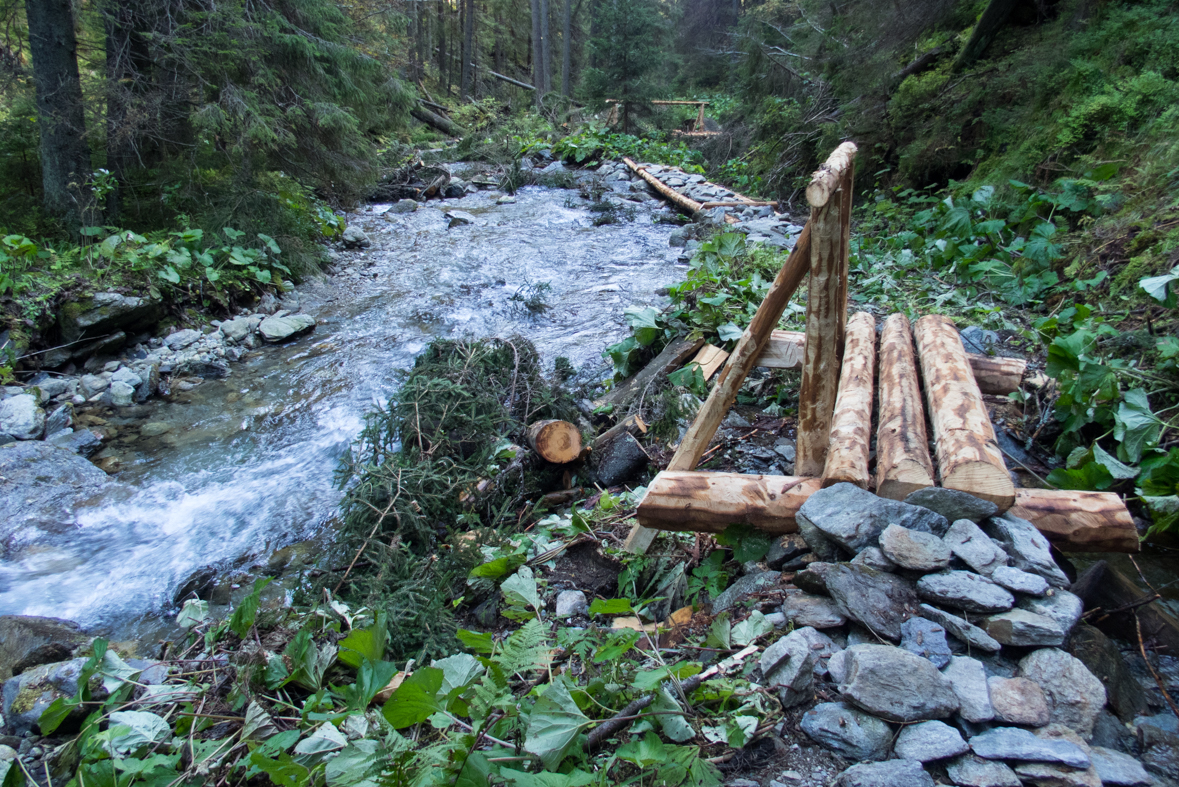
[[554, 590, 587, 618], [0, 394, 44, 440]]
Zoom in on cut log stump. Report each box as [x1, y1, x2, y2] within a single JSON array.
[[821, 311, 876, 489], [527, 420, 582, 464], [914, 315, 1016, 511], [875, 313, 936, 500]]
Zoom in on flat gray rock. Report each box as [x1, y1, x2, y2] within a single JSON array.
[[946, 754, 1021, 787], [801, 701, 893, 761], [793, 562, 833, 595], [840, 644, 959, 722], [850, 546, 896, 572], [970, 726, 1090, 768], [983, 514, 1070, 588], [906, 487, 1000, 524], [1018, 590, 1083, 633], [219, 316, 258, 343], [919, 604, 1001, 652], [990, 566, 1048, 595], [781, 590, 846, 629], [1013, 725, 1101, 787], [879, 524, 951, 571], [943, 656, 995, 723], [760, 628, 816, 707], [943, 519, 1009, 576], [834, 759, 934, 787], [985, 609, 1065, 648], [988, 676, 1050, 727], [825, 564, 919, 641], [797, 515, 843, 561], [1, 657, 93, 735], [917, 571, 1014, 614], [713, 570, 780, 613], [895, 720, 970, 762], [259, 314, 316, 343], [164, 328, 202, 350], [0, 394, 43, 440], [797, 482, 949, 553], [1090, 746, 1152, 786], [391, 198, 419, 213], [1019, 649, 1106, 740], [901, 617, 952, 668], [791, 626, 840, 677]]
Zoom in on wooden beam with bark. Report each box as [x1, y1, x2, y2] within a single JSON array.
[[914, 314, 1016, 510], [821, 311, 876, 489], [875, 313, 936, 500]]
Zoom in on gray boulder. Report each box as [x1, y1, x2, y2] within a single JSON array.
[[1018, 649, 1106, 740], [1, 658, 93, 735], [0, 394, 44, 440], [164, 329, 202, 351], [791, 626, 840, 677], [833, 759, 934, 787], [825, 564, 919, 641], [879, 524, 951, 571], [990, 566, 1048, 596], [800, 702, 893, 761], [985, 609, 1065, 648], [943, 656, 995, 723], [47, 428, 102, 457], [983, 514, 1070, 588], [765, 533, 808, 570], [916, 571, 1014, 614], [781, 590, 846, 629], [760, 628, 816, 707], [905, 487, 999, 524], [793, 562, 834, 595], [894, 720, 970, 762], [945, 754, 1021, 787], [80, 373, 109, 397], [969, 726, 1090, 768], [219, 317, 257, 344], [1018, 590, 1083, 633], [259, 314, 316, 343], [839, 644, 959, 722], [58, 292, 161, 344], [554, 590, 587, 618], [797, 482, 949, 552], [390, 198, 419, 214], [109, 380, 135, 406], [796, 516, 843, 561], [900, 617, 952, 668], [850, 546, 896, 572], [1012, 725, 1101, 787], [988, 677, 1050, 727], [943, 519, 1009, 576], [918, 603, 1001, 652], [342, 225, 370, 247], [0, 616, 85, 682], [1089, 746, 1152, 786], [445, 210, 477, 227]]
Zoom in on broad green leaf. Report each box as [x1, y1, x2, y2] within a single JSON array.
[[100, 711, 171, 757], [158, 265, 181, 284], [433, 653, 484, 697], [616, 730, 667, 766], [1114, 389, 1162, 463], [381, 667, 444, 729], [456, 629, 494, 655], [731, 611, 773, 646], [523, 677, 591, 769], [249, 752, 311, 787], [36, 697, 76, 736], [324, 740, 381, 787], [502, 566, 542, 616], [243, 701, 279, 741], [593, 629, 641, 662], [1046, 462, 1112, 491], [623, 305, 660, 329], [468, 553, 526, 580], [338, 621, 387, 669], [651, 686, 695, 742], [453, 751, 494, 787], [1140, 269, 1179, 304], [708, 614, 732, 649], [293, 722, 347, 755], [229, 577, 272, 639], [716, 523, 773, 563], [588, 598, 633, 616], [717, 322, 744, 342], [1092, 443, 1139, 481], [500, 767, 596, 787], [176, 599, 208, 629]]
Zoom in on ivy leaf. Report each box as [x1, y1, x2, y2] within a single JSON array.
[[1114, 389, 1163, 463], [731, 611, 774, 646], [523, 678, 592, 769], [381, 667, 444, 729]]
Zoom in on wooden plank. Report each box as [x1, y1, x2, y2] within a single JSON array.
[[875, 313, 936, 500], [592, 337, 704, 412], [1008, 489, 1139, 553], [636, 472, 822, 534], [914, 314, 1016, 511], [622, 223, 813, 553], [636, 472, 1139, 552], [821, 311, 876, 489], [755, 331, 1025, 395], [688, 344, 729, 381]]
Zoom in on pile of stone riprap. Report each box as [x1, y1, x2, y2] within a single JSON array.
[[754, 482, 1165, 787]]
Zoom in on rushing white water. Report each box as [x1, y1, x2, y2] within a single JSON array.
[[0, 177, 686, 636]]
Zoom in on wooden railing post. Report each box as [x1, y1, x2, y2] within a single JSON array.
[[796, 142, 857, 477]]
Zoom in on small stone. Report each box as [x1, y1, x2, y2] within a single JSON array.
[[834, 759, 935, 787], [943, 656, 995, 723], [943, 519, 1009, 576], [109, 367, 142, 388], [906, 487, 1000, 524], [990, 566, 1049, 595], [781, 590, 846, 629], [970, 727, 1090, 768], [554, 590, 587, 618], [391, 198, 419, 213], [800, 702, 893, 761], [1018, 649, 1106, 740], [824, 564, 919, 641], [919, 604, 1002, 653], [164, 328, 202, 350], [341, 225, 370, 247], [219, 317, 257, 343], [797, 482, 949, 552], [444, 210, 476, 227], [985, 609, 1065, 648], [760, 628, 816, 707], [917, 571, 1014, 614], [791, 626, 840, 676], [983, 514, 1070, 588], [1018, 590, 1083, 633], [901, 617, 952, 668], [895, 719, 970, 762], [840, 644, 959, 722], [259, 314, 316, 343], [851, 546, 896, 571], [765, 533, 809, 570], [793, 562, 833, 595], [879, 524, 951, 571], [1089, 746, 1152, 786], [79, 373, 109, 397], [108, 380, 135, 407], [946, 754, 1021, 787], [0, 395, 44, 441], [1013, 725, 1101, 787], [988, 677, 1050, 726], [141, 422, 172, 437]]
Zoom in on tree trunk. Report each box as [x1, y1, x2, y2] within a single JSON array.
[[460, 0, 475, 99], [952, 0, 1018, 72], [562, 0, 572, 97], [26, 0, 93, 230], [436, 0, 447, 85], [530, 0, 544, 107], [540, 0, 552, 94]]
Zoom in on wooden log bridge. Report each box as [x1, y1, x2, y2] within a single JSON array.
[[622, 140, 1138, 555]]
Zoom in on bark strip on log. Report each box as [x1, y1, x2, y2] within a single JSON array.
[[699, 201, 779, 209], [623, 223, 813, 554], [592, 337, 704, 412], [526, 420, 582, 464], [914, 314, 1016, 511], [821, 311, 876, 489], [875, 313, 935, 500], [636, 472, 1138, 553]]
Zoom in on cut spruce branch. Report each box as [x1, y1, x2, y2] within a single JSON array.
[[914, 315, 1016, 511], [821, 311, 876, 488], [875, 313, 936, 500], [526, 420, 582, 464]]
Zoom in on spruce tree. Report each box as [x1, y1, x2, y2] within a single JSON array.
[[584, 0, 667, 132]]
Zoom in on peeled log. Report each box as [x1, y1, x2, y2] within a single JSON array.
[[636, 472, 822, 534], [636, 471, 1138, 553], [805, 141, 858, 208], [914, 315, 1015, 511], [527, 420, 582, 464], [821, 312, 876, 488], [875, 313, 935, 500], [1008, 488, 1139, 553], [622, 158, 740, 225]]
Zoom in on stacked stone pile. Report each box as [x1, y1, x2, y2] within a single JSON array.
[[751, 482, 1164, 787]]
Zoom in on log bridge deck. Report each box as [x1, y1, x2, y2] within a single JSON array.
[[624, 142, 1138, 556]]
